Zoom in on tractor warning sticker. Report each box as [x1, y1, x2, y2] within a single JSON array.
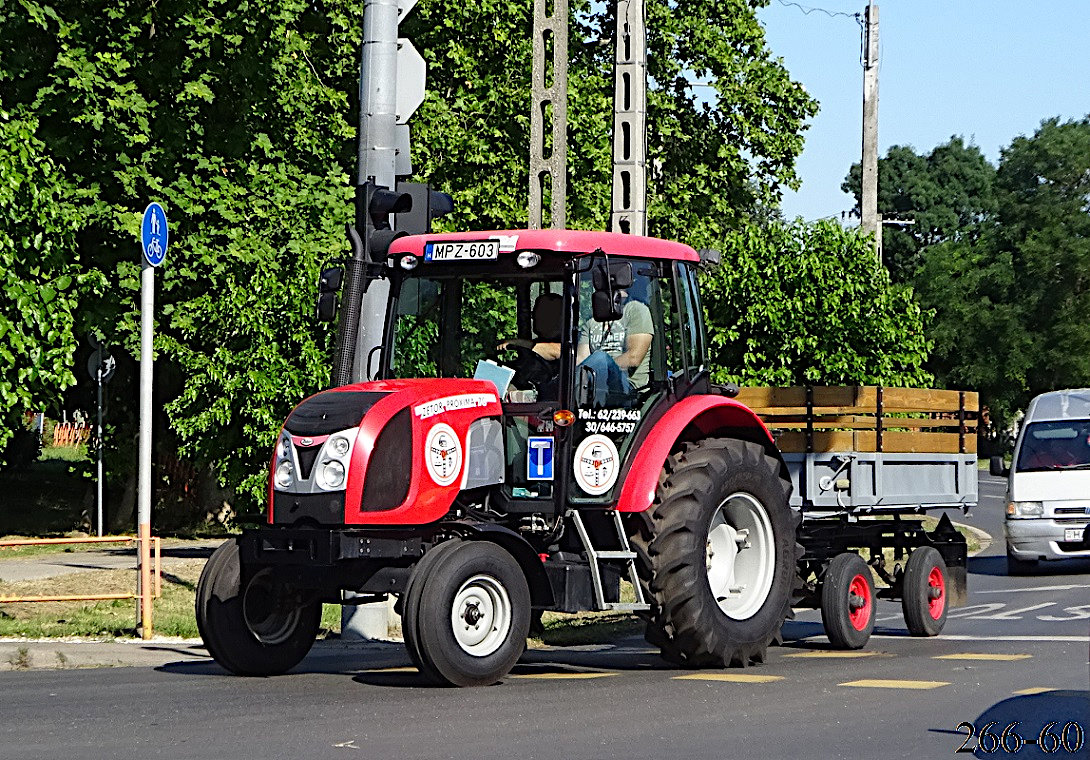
[[425, 423, 462, 486], [413, 393, 497, 420], [573, 434, 620, 496]]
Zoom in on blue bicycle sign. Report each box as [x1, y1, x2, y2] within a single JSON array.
[[141, 202, 168, 267]]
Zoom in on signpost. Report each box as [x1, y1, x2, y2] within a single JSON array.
[[87, 337, 116, 538], [138, 202, 167, 639]]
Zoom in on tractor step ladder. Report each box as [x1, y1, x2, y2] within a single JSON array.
[[567, 509, 650, 612]]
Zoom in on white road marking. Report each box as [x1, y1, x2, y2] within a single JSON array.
[[977, 584, 1090, 594], [970, 602, 1057, 620], [921, 634, 1090, 643]]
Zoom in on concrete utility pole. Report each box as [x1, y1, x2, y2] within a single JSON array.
[[860, 1, 880, 258], [528, 0, 569, 229], [610, 0, 647, 236]]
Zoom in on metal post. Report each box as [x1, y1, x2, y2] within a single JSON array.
[[861, 2, 880, 257], [96, 361, 104, 538], [528, 0, 568, 229], [137, 262, 154, 639], [611, 0, 647, 236]]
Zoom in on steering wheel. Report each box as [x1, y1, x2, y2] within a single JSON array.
[[495, 344, 557, 391]]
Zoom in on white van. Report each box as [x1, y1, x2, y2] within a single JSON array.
[[992, 389, 1090, 573]]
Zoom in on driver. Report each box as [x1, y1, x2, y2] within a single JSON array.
[[496, 292, 563, 360], [577, 279, 653, 406]]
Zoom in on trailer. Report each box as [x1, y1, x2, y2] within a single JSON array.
[[737, 385, 977, 647]]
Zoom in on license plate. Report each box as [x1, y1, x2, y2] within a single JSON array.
[[424, 240, 499, 262], [1064, 526, 1087, 542]]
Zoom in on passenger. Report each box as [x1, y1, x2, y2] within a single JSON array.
[[577, 277, 653, 406]]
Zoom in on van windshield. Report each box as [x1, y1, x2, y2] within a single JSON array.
[[1014, 421, 1090, 472]]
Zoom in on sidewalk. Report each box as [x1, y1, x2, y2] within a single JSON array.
[[0, 540, 222, 583]]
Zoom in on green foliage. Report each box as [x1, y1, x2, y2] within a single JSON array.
[[701, 219, 932, 388], [916, 117, 1090, 426], [843, 138, 997, 281]]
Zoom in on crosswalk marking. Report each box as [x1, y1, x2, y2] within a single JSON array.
[[840, 679, 949, 690], [933, 653, 1032, 661], [673, 673, 784, 683]]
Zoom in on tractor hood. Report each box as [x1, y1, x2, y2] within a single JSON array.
[[269, 379, 504, 527]]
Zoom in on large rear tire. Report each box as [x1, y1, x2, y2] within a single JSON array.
[[413, 541, 531, 686], [195, 540, 321, 676], [638, 439, 798, 667], [820, 552, 875, 649]]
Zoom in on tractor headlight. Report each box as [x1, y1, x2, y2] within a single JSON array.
[[320, 460, 346, 489], [329, 435, 351, 457], [275, 460, 295, 488], [1006, 501, 1043, 518]]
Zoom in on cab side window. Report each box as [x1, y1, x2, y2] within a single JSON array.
[[676, 263, 706, 373]]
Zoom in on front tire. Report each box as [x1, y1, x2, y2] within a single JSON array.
[[642, 439, 798, 667], [195, 540, 321, 676], [413, 541, 531, 686], [821, 552, 875, 649]]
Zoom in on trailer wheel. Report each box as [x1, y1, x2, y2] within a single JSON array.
[[644, 439, 797, 668], [402, 538, 465, 683], [902, 546, 948, 636], [820, 552, 875, 649], [195, 540, 321, 676], [413, 541, 531, 686]]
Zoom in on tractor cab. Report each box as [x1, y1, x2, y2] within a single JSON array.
[[381, 230, 712, 512]]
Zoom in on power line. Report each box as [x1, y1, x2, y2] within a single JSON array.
[[775, 0, 860, 21]]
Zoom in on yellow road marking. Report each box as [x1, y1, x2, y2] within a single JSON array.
[[509, 672, 617, 680], [933, 653, 1032, 661], [673, 673, 784, 683], [840, 679, 948, 690], [359, 666, 418, 673], [1014, 687, 1058, 695], [784, 650, 887, 659]]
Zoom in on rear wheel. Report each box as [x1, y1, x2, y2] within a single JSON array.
[[820, 552, 875, 649], [902, 546, 948, 636], [413, 541, 531, 686], [195, 540, 321, 676], [639, 439, 798, 668]]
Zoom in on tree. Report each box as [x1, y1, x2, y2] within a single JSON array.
[[915, 117, 1090, 428], [843, 138, 997, 281], [702, 219, 932, 388]]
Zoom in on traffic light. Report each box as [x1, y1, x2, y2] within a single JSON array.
[[360, 181, 413, 262], [394, 182, 455, 235]]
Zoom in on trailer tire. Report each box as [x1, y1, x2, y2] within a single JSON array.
[[902, 546, 948, 636], [644, 439, 797, 668], [402, 538, 465, 683], [414, 541, 531, 686], [196, 540, 321, 676], [820, 552, 875, 649]]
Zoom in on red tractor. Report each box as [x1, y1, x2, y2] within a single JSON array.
[[196, 229, 803, 685]]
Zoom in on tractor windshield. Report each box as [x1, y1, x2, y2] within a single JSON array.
[[386, 257, 568, 400]]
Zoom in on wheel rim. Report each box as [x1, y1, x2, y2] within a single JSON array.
[[705, 492, 776, 621], [450, 574, 512, 657], [242, 569, 303, 645], [927, 566, 946, 620], [848, 574, 872, 631]]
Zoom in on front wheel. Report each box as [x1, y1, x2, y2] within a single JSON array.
[[820, 552, 875, 649], [902, 546, 948, 636], [196, 540, 321, 676], [642, 439, 798, 667], [413, 541, 531, 686]]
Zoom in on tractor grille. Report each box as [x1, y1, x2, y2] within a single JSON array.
[[272, 491, 347, 526], [361, 408, 413, 512]]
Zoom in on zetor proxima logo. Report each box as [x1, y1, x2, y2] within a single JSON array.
[[413, 394, 496, 420]]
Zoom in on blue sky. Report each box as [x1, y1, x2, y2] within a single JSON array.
[[757, 0, 1090, 222]]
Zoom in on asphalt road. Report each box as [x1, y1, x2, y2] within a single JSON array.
[[1, 475, 1087, 760]]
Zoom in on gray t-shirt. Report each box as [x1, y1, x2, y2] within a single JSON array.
[[580, 300, 654, 388]]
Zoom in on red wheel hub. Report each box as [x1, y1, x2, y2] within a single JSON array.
[[848, 574, 872, 631], [927, 566, 946, 619]]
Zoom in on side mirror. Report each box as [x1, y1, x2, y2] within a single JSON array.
[[698, 248, 721, 269], [592, 289, 622, 322], [989, 456, 1008, 477], [591, 261, 633, 322], [592, 261, 633, 290], [316, 266, 344, 322], [577, 365, 596, 408]]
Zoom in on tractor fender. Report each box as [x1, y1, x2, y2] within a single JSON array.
[[615, 394, 785, 513], [442, 522, 554, 608]]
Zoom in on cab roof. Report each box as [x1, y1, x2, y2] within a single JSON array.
[[389, 229, 700, 263], [1025, 389, 1090, 422]]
